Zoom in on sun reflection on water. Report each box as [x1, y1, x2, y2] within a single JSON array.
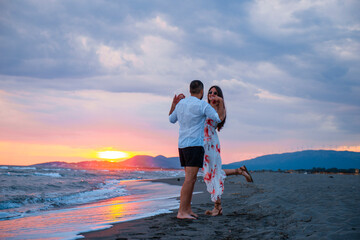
[[0, 180, 182, 240]]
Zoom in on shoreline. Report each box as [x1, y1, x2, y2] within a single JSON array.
[[0, 178, 184, 240], [79, 176, 207, 239], [80, 172, 360, 240]]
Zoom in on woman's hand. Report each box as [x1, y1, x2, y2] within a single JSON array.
[[209, 95, 223, 107], [209, 95, 225, 121]]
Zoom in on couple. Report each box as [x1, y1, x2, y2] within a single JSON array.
[[169, 80, 253, 219]]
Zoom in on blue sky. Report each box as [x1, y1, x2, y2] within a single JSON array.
[[0, 0, 359, 164]]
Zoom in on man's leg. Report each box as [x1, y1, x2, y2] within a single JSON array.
[[177, 166, 199, 219]]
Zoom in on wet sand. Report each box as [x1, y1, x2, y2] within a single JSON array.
[[80, 172, 360, 239]]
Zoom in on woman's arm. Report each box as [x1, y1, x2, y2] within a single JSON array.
[[210, 96, 226, 121]]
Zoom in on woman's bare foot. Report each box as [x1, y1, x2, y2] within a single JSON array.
[[177, 212, 196, 219]]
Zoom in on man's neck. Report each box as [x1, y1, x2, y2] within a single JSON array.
[[191, 93, 202, 99]]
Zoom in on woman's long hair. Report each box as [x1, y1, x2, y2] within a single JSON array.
[[207, 85, 226, 131]]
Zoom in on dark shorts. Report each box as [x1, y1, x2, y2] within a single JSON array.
[[178, 146, 205, 168]]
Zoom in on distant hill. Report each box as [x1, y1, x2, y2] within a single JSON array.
[[223, 150, 360, 171], [32, 155, 181, 170], [31, 150, 360, 171], [119, 155, 181, 169]]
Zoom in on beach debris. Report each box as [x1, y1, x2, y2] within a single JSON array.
[[303, 216, 312, 222]]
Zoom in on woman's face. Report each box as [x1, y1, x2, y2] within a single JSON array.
[[208, 87, 218, 101]]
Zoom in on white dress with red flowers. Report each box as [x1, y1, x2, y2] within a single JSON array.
[[203, 118, 226, 202]]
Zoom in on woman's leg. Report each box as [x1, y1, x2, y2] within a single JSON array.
[[205, 198, 222, 216], [224, 166, 253, 182], [223, 168, 237, 175]]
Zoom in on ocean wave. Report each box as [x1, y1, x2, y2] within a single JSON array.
[[55, 179, 127, 206], [34, 172, 62, 178], [0, 202, 23, 210], [0, 211, 23, 220], [154, 170, 185, 178], [0, 179, 128, 220], [0, 166, 9, 169], [42, 168, 66, 171], [0, 169, 183, 222], [12, 166, 37, 170], [0, 194, 50, 210]]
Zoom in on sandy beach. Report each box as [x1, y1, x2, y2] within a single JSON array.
[[80, 172, 360, 239]]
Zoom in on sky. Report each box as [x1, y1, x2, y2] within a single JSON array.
[[0, 0, 359, 165]]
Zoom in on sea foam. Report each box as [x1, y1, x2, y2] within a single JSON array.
[[34, 172, 62, 178]]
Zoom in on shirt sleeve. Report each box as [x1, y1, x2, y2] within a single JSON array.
[[204, 102, 221, 123], [169, 106, 178, 123]]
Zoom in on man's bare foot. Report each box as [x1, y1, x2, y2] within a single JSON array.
[[190, 211, 198, 218], [177, 212, 196, 219]]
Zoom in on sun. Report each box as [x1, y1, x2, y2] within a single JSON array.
[[97, 151, 129, 160]]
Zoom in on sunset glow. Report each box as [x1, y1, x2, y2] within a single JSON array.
[[97, 151, 130, 160]]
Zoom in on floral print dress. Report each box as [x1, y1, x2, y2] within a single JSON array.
[[203, 118, 226, 202]]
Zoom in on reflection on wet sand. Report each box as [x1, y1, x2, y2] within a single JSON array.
[[0, 180, 182, 240]]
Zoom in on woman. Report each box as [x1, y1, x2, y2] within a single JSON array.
[[203, 85, 253, 216]]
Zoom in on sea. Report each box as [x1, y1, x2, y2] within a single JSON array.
[[0, 165, 185, 239]]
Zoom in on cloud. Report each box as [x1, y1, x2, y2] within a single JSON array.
[[0, 90, 38, 130], [248, 0, 360, 40], [135, 16, 183, 36], [248, 0, 320, 37], [197, 27, 243, 46], [315, 38, 360, 61], [210, 73, 359, 148], [0, 88, 178, 151], [210, 60, 303, 100], [96, 44, 141, 70], [0, 0, 359, 164]]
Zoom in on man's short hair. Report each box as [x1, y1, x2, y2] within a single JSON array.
[[190, 80, 203, 94]]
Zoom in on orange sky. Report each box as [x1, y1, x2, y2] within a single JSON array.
[[1, 90, 359, 166], [1, 139, 359, 166]]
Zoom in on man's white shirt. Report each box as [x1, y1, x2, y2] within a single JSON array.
[[169, 96, 221, 149]]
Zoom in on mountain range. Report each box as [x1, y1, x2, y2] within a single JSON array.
[[32, 150, 360, 170], [32, 155, 181, 170], [223, 150, 360, 170]]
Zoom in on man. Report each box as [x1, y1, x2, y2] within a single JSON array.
[[169, 80, 225, 219]]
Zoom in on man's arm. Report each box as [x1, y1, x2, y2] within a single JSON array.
[[169, 94, 185, 115]]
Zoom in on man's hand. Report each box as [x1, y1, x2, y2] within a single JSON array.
[[169, 94, 185, 115], [174, 94, 185, 105]]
